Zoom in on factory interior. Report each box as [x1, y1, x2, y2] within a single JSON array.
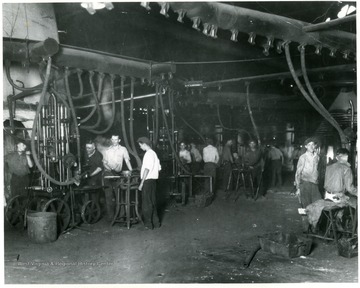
[[1, 1, 358, 285]]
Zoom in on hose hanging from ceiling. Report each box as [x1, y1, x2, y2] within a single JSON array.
[[178, 114, 206, 144], [86, 74, 116, 135], [4, 60, 43, 92], [129, 77, 142, 168], [64, 68, 82, 174], [159, 86, 192, 174], [216, 104, 252, 140], [245, 83, 261, 145], [299, 46, 348, 146], [153, 84, 160, 147], [120, 76, 137, 160], [79, 71, 101, 124], [284, 43, 347, 146], [30, 57, 77, 185], [67, 69, 84, 100], [79, 72, 104, 130]]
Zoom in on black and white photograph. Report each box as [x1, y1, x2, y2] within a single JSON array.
[[1, 1, 358, 285]]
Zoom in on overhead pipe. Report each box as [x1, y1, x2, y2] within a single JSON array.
[[3, 38, 59, 63], [53, 44, 176, 81], [202, 63, 355, 88], [166, 2, 355, 54], [303, 14, 356, 32]]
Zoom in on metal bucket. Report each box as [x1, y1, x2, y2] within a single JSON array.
[[27, 211, 58, 244]]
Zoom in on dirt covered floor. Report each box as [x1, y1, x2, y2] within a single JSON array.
[[3, 174, 359, 285]]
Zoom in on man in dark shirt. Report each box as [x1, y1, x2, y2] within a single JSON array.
[[221, 139, 234, 190], [244, 139, 264, 196], [83, 140, 103, 187], [5, 139, 33, 198], [324, 148, 357, 202]]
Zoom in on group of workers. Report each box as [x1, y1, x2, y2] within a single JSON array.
[[294, 137, 357, 232], [4, 133, 357, 234]]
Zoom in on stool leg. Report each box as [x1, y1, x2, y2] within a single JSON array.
[[126, 187, 130, 229], [329, 210, 339, 244], [111, 188, 120, 226], [226, 171, 232, 191]]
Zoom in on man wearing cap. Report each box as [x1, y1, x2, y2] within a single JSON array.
[[5, 139, 33, 198], [324, 148, 357, 203], [295, 137, 322, 208], [137, 136, 162, 229], [244, 139, 264, 196], [102, 135, 133, 221], [267, 143, 283, 191]]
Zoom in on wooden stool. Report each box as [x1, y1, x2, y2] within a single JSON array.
[[112, 176, 142, 229]]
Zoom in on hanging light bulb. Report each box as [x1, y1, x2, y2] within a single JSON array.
[[191, 17, 201, 31], [160, 2, 170, 18], [168, 72, 173, 80], [248, 32, 256, 45], [81, 2, 96, 15], [141, 78, 145, 85], [263, 44, 270, 56], [175, 9, 186, 23], [329, 48, 337, 57], [105, 2, 114, 10], [342, 50, 350, 60], [210, 25, 218, 38], [266, 36, 274, 48], [161, 73, 165, 80], [276, 41, 283, 54], [203, 23, 211, 36], [140, 2, 151, 11], [230, 29, 239, 42], [315, 45, 322, 55]]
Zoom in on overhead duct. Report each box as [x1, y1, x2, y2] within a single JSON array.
[[153, 2, 356, 55]]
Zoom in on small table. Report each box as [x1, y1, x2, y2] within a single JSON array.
[[167, 174, 192, 205]]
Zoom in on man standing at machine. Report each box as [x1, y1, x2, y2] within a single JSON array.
[[83, 139, 103, 187], [203, 137, 220, 194], [137, 136, 161, 230], [102, 135, 133, 222], [5, 139, 34, 199]]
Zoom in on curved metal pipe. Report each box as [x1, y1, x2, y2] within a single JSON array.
[[79, 71, 101, 124], [80, 72, 104, 130], [68, 69, 84, 100], [87, 74, 116, 135], [5, 60, 43, 92], [300, 46, 348, 145]]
